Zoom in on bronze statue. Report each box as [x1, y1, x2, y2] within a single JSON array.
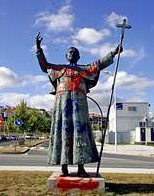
[[36, 32, 122, 177]]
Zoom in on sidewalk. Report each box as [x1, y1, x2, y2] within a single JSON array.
[[0, 165, 154, 174], [101, 143, 154, 157], [29, 142, 154, 157]]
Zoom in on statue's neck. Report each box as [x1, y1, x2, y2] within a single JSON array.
[[68, 63, 77, 67]]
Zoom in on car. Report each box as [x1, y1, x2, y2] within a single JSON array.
[[25, 133, 38, 139], [5, 135, 18, 140], [0, 135, 7, 142]]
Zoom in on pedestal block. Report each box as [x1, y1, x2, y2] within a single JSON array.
[[47, 172, 105, 193]]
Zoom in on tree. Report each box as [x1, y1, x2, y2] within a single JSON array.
[[92, 123, 100, 131], [5, 101, 51, 134]]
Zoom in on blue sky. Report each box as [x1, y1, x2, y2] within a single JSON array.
[[0, 0, 154, 113]]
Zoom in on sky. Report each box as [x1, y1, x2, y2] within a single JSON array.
[[0, 0, 154, 114]]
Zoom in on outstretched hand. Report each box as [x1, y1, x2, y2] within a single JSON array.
[[112, 45, 123, 57], [36, 32, 43, 49]]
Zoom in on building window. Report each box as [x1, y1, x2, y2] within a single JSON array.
[[128, 106, 137, 111]]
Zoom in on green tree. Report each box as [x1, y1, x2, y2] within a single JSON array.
[[92, 123, 100, 131], [5, 101, 51, 134]]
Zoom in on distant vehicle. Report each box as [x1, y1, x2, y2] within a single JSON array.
[[5, 135, 18, 141], [25, 133, 38, 139], [0, 135, 7, 142], [10, 135, 18, 140]]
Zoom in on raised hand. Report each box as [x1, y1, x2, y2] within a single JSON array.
[[36, 32, 43, 49], [112, 45, 123, 57]]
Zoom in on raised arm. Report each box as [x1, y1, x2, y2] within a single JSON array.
[[98, 45, 123, 70], [36, 32, 51, 73]]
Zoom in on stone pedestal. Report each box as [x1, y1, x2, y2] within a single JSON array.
[[47, 172, 105, 193]]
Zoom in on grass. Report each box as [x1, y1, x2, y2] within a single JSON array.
[[0, 171, 154, 195], [0, 139, 46, 154]]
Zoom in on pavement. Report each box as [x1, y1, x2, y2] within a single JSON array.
[[1, 142, 154, 173], [99, 143, 154, 157], [29, 142, 154, 157], [1, 165, 154, 174]]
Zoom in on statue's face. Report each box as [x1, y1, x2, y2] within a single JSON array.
[[66, 47, 80, 63]]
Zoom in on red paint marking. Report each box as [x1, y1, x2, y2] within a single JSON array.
[[56, 176, 99, 191], [84, 63, 98, 76], [0, 118, 3, 126], [56, 73, 86, 94]]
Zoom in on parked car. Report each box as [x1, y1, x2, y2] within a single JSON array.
[[5, 135, 18, 141], [0, 135, 7, 142], [25, 133, 38, 139]]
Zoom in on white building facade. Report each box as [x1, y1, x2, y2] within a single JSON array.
[[108, 102, 150, 143]]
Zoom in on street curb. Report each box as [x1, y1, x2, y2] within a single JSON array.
[[0, 166, 154, 174], [1, 148, 30, 154], [0, 140, 47, 155]]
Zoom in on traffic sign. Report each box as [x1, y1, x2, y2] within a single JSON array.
[[14, 118, 23, 127]]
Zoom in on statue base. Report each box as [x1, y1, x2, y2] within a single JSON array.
[[47, 172, 105, 193]]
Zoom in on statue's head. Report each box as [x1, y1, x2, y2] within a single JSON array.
[[66, 47, 80, 63]]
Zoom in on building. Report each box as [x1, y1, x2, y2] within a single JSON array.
[[108, 102, 150, 143], [89, 113, 101, 125]]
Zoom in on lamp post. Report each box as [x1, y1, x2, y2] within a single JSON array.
[[145, 103, 150, 145], [103, 71, 117, 151], [114, 87, 117, 151], [145, 118, 148, 145]]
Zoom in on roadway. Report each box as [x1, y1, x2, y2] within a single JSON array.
[[0, 153, 154, 169]]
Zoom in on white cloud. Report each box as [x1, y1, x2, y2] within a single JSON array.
[[106, 12, 128, 28], [0, 92, 30, 106], [35, 4, 74, 31], [52, 37, 71, 44], [22, 74, 50, 91], [0, 93, 55, 110], [116, 71, 154, 90], [28, 94, 55, 109], [99, 43, 115, 56], [31, 44, 47, 54], [86, 71, 154, 113], [74, 28, 111, 45], [87, 91, 111, 114], [77, 43, 139, 59], [121, 49, 137, 58], [0, 67, 22, 88], [23, 75, 48, 86], [103, 71, 151, 96], [99, 44, 138, 58], [129, 47, 146, 65], [97, 71, 154, 92], [0, 66, 50, 91], [125, 93, 146, 103]]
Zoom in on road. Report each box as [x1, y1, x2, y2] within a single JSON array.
[[0, 140, 18, 146], [0, 153, 154, 169]]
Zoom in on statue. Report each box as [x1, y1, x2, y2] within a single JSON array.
[[36, 32, 122, 177]]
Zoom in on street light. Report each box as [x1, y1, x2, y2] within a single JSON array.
[[145, 103, 150, 145], [103, 71, 117, 151]]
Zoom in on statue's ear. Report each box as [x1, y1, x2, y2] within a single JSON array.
[[76, 54, 80, 62]]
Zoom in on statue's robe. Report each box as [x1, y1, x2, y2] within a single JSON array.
[[37, 49, 114, 165]]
